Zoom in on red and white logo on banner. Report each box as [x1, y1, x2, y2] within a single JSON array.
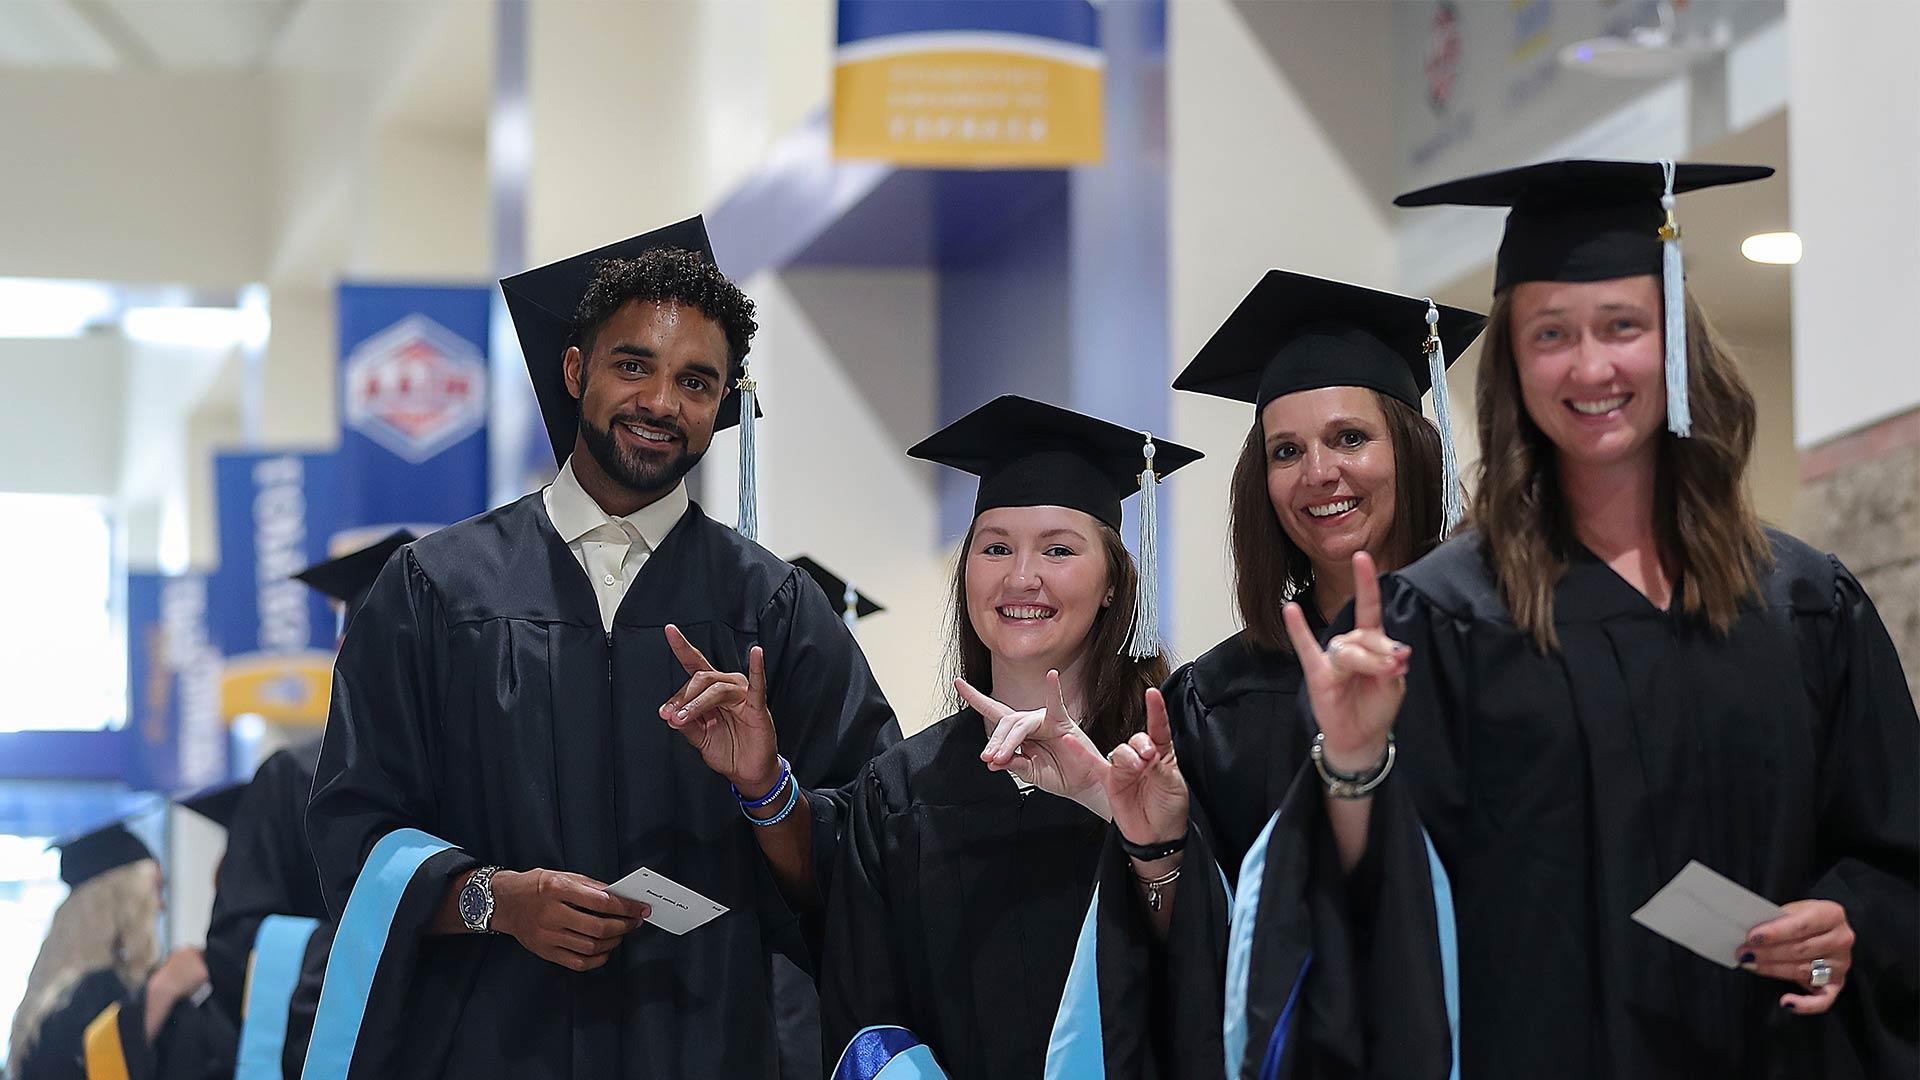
[[344, 314, 488, 463]]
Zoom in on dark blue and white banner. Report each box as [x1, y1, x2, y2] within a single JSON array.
[[337, 283, 491, 542], [126, 570, 227, 790]]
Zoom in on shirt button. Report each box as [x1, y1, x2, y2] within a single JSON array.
[[603, 574, 616, 586]]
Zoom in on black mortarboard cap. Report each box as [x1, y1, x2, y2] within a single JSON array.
[[789, 555, 883, 629], [179, 779, 247, 830], [52, 822, 155, 887], [1394, 159, 1773, 292], [910, 396, 1202, 659], [1395, 159, 1773, 438], [908, 396, 1201, 530], [293, 529, 416, 626], [1176, 270, 1486, 412]]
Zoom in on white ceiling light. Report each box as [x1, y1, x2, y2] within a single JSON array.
[[123, 306, 267, 349], [1741, 231, 1802, 266], [0, 278, 117, 338]]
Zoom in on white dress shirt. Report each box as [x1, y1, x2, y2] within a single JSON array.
[[541, 457, 690, 632]]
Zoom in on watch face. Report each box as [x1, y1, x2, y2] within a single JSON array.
[[459, 881, 485, 924]]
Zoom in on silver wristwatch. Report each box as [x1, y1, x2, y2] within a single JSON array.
[[458, 865, 501, 933]]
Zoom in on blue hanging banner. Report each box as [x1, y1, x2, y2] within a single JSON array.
[[126, 570, 228, 790], [209, 451, 343, 729], [336, 283, 491, 545]]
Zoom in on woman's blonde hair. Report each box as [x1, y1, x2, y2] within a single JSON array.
[[8, 858, 161, 1065]]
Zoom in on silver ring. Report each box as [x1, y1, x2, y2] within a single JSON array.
[[1809, 958, 1832, 987], [1327, 640, 1346, 659]]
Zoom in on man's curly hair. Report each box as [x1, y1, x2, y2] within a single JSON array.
[[572, 248, 757, 380]]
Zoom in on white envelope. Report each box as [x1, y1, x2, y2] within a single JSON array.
[[607, 866, 730, 936], [1631, 860, 1783, 969]]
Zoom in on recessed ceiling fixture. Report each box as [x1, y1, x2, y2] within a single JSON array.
[[1741, 231, 1802, 266]]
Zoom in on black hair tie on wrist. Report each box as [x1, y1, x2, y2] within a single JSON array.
[[1118, 832, 1186, 862]]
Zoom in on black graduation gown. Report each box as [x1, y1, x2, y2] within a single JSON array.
[[1262, 528, 1919, 1079], [819, 710, 1110, 1079], [305, 493, 899, 1080], [1053, 618, 1454, 1080], [14, 969, 236, 1080], [205, 740, 326, 1029]]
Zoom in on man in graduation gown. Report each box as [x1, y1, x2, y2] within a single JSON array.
[[305, 217, 898, 1079]]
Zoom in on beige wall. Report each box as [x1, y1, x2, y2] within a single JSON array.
[[0, 70, 269, 285], [1166, 0, 1400, 660], [701, 267, 951, 731], [1788, 0, 1920, 447]]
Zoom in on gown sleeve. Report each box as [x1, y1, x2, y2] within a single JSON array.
[[817, 766, 943, 1078], [1041, 666, 1235, 1080], [300, 549, 478, 1080], [1802, 559, 1918, 1073], [759, 569, 903, 892], [1227, 574, 1468, 1080], [205, 751, 323, 1027]]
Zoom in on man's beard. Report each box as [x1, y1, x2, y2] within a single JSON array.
[[579, 409, 704, 497]]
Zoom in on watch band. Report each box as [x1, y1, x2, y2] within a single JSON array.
[[462, 865, 501, 933]]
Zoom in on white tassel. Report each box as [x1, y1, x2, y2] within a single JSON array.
[[1659, 160, 1692, 438], [735, 365, 759, 541], [1424, 299, 1464, 537], [1126, 433, 1160, 660], [842, 582, 859, 632]]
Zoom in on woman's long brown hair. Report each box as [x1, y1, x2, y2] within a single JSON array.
[[1473, 286, 1770, 651], [1228, 391, 1446, 651], [945, 517, 1172, 751]]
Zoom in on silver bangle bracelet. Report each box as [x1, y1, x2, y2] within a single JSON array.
[[1310, 731, 1395, 799]]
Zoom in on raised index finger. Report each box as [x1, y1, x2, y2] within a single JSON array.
[[1352, 550, 1382, 631], [1282, 602, 1332, 681], [954, 677, 1008, 723], [1144, 687, 1173, 752], [663, 623, 716, 676]]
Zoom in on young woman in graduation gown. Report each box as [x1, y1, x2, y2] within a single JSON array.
[[815, 395, 1199, 1080], [10, 831, 235, 1080], [1278, 159, 1919, 1078], [1007, 273, 1485, 1078]]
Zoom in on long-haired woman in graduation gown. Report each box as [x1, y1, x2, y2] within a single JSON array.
[[1278, 159, 1918, 1079], [1012, 275, 1485, 1077], [816, 396, 1198, 1080]]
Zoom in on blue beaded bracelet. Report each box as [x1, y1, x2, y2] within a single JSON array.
[[734, 756, 791, 809], [745, 774, 800, 828]]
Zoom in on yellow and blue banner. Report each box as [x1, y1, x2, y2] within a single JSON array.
[[209, 451, 342, 727], [833, 0, 1103, 167]]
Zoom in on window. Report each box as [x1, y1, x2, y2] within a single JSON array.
[[0, 495, 122, 733]]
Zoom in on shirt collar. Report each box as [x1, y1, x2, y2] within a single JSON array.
[[545, 457, 689, 550]]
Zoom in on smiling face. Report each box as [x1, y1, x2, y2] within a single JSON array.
[[962, 505, 1113, 675], [1507, 274, 1666, 470], [1259, 385, 1400, 579], [563, 298, 730, 497]]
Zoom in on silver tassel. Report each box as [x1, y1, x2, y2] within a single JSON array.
[[1126, 433, 1160, 660], [842, 582, 858, 633], [1659, 159, 1691, 437], [735, 365, 759, 540], [1424, 299, 1464, 537]]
